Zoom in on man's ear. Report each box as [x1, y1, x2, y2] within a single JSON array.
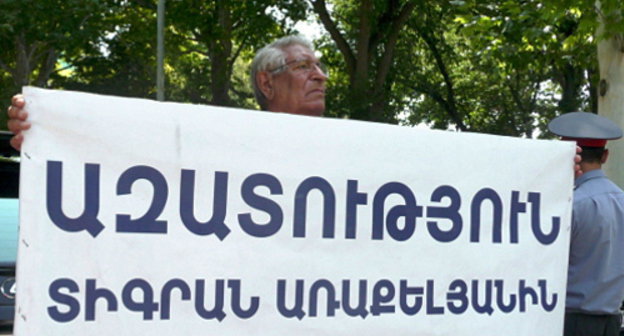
[[601, 149, 609, 164], [256, 71, 274, 100]]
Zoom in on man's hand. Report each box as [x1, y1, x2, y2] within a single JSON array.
[[575, 146, 582, 178], [6, 94, 30, 151]]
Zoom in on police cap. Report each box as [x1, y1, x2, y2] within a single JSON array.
[[548, 112, 622, 147]]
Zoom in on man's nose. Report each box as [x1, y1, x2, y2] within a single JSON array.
[[310, 65, 328, 81]]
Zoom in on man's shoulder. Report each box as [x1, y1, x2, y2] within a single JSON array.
[[574, 174, 624, 204]]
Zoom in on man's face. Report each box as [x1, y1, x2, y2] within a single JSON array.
[[266, 45, 328, 117]]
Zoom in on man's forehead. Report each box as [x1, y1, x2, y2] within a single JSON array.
[[283, 44, 319, 60]]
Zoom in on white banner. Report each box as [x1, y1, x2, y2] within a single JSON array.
[[15, 87, 575, 335]]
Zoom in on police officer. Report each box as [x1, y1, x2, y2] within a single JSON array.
[[549, 112, 624, 336]]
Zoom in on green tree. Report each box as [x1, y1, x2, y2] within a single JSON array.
[[2, 0, 620, 142], [0, 0, 110, 128], [391, 0, 600, 136], [0, 0, 308, 120], [310, 0, 416, 123], [164, 0, 307, 107], [52, 1, 158, 98]]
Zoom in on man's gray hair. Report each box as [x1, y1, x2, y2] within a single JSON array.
[[250, 35, 314, 110]]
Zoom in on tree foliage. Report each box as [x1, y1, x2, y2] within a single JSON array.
[[165, 0, 307, 106], [52, 1, 158, 98], [394, 0, 598, 136], [0, 0, 111, 127], [311, 0, 416, 123], [0, 0, 621, 138]]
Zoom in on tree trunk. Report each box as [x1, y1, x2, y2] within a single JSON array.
[[598, 33, 624, 187], [556, 62, 584, 113], [311, 0, 414, 123], [209, 1, 233, 106], [14, 34, 32, 87]]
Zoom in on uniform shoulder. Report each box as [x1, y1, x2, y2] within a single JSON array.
[[574, 175, 624, 204]]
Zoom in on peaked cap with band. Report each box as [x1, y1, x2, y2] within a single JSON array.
[[548, 112, 623, 147]]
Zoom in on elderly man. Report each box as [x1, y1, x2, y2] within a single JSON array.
[[251, 35, 327, 116], [7, 35, 328, 150]]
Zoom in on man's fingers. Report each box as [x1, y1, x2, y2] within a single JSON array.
[[574, 154, 581, 164], [574, 146, 582, 177], [11, 94, 24, 107], [9, 134, 23, 151], [8, 94, 26, 120], [7, 119, 31, 134], [6, 118, 18, 133], [6, 104, 28, 120]]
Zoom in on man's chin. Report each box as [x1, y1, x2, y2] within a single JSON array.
[[293, 102, 325, 117], [305, 106, 325, 117], [312, 100, 327, 114]]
